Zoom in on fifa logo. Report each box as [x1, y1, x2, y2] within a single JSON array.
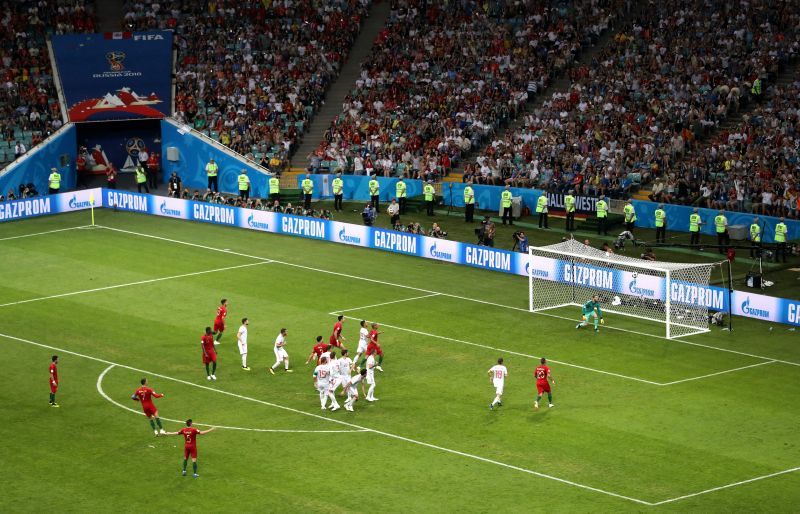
[[106, 51, 126, 71]]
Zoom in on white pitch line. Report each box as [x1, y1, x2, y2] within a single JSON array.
[[1, 331, 653, 506], [0, 224, 93, 241], [96, 365, 365, 434], [658, 360, 777, 386], [332, 293, 441, 314], [94, 225, 800, 369], [652, 466, 800, 505], [0, 261, 271, 309], [338, 315, 662, 386]]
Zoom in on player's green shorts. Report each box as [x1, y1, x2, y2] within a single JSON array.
[[582, 308, 598, 318]]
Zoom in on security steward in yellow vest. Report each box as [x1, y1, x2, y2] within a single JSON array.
[[595, 197, 608, 235], [714, 210, 728, 254], [654, 204, 667, 244], [564, 191, 576, 231], [396, 177, 407, 214], [536, 194, 549, 228], [774, 217, 788, 263], [463, 181, 475, 222], [135, 164, 149, 194], [332, 172, 344, 212], [689, 208, 702, 247], [205, 158, 219, 192], [501, 185, 513, 225], [623, 200, 636, 233], [424, 181, 435, 216], [48, 167, 61, 195], [269, 174, 280, 203], [301, 173, 313, 210], [749, 217, 761, 258], [368, 175, 380, 211], [238, 169, 251, 201]]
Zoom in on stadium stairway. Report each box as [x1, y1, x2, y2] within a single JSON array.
[[290, 1, 392, 167]]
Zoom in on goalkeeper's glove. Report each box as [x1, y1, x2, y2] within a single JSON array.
[[600, 318, 605, 325], [581, 315, 587, 321]]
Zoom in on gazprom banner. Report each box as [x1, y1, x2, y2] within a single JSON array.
[[0, 188, 102, 222], [5, 188, 800, 326], [51, 31, 173, 122]]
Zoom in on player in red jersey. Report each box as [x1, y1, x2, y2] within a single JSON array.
[[201, 326, 219, 380], [165, 419, 215, 478], [305, 336, 331, 365], [49, 355, 59, 407], [131, 377, 166, 435], [329, 315, 347, 348], [213, 298, 228, 342], [533, 357, 555, 409], [359, 323, 384, 371]]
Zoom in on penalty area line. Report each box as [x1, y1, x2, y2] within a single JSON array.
[[96, 365, 364, 434], [1, 330, 651, 506], [330, 293, 441, 314]]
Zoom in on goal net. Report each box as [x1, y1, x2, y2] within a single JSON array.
[[528, 239, 718, 339]]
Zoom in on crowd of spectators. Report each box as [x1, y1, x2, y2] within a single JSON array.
[[466, 0, 799, 206], [312, 0, 620, 180], [0, 1, 95, 167], [123, 0, 371, 171], [649, 71, 799, 218]]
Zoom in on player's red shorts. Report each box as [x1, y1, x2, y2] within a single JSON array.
[[142, 404, 157, 418], [366, 343, 382, 356], [50, 384, 58, 393], [184, 445, 198, 459], [329, 335, 342, 347], [536, 381, 551, 394], [213, 320, 225, 333], [203, 351, 217, 365]]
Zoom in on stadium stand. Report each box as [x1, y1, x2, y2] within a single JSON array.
[[0, 1, 95, 168], [469, 0, 800, 200], [309, 0, 621, 180], [122, 0, 371, 171]]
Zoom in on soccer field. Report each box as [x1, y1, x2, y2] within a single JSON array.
[[2, 210, 799, 513]]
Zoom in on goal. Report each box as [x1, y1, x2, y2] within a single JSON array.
[[528, 239, 722, 339]]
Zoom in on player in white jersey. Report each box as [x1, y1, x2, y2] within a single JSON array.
[[237, 318, 250, 371], [269, 328, 293, 374], [487, 357, 508, 410], [365, 354, 378, 401], [332, 349, 353, 395], [353, 320, 369, 368], [345, 368, 367, 411], [313, 356, 340, 411]]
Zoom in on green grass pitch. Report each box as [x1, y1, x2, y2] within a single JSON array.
[[1, 210, 798, 513]]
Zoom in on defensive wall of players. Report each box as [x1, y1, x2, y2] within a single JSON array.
[[3, 188, 800, 328]]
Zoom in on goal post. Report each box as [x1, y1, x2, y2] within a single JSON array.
[[528, 239, 720, 339]]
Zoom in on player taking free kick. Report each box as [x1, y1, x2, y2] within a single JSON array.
[[132, 378, 165, 435], [201, 326, 219, 380], [164, 419, 215, 478], [534, 358, 555, 409], [213, 298, 228, 341], [488, 357, 508, 410], [576, 294, 605, 332]]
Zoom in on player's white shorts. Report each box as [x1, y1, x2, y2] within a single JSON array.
[[317, 384, 329, 395], [274, 347, 288, 360], [347, 385, 359, 397], [493, 383, 504, 396], [357, 341, 368, 354], [238, 342, 247, 355], [366, 371, 375, 385]]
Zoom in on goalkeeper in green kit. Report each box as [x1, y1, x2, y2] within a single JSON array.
[[576, 294, 605, 332]]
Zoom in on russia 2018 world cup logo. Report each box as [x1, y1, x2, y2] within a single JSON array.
[[106, 51, 126, 71]]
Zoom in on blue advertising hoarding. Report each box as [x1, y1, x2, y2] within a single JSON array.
[[51, 31, 173, 122], [3, 188, 799, 327]]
